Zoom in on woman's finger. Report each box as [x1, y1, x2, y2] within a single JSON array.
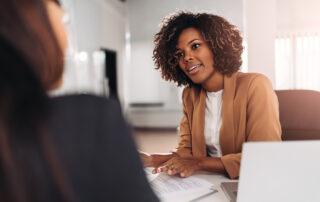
[[158, 165, 169, 172], [158, 159, 175, 172], [180, 168, 194, 178], [167, 161, 187, 175], [167, 165, 178, 175], [152, 161, 166, 174], [168, 166, 181, 175], [152, 168, 157, 174], [173, 164, 185, 173]]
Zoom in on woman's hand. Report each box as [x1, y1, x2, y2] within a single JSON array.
[[153, 157, 201, 178], [140, 153, 153, 167], [140, 153, 174, 168]]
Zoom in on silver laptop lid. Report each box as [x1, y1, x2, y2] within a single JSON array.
[[221, 182, 238, 202], [237, 141, 320, 202]]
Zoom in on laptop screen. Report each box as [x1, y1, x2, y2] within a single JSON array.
[[237, 141, 320, 202]]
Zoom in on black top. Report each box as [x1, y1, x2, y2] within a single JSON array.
[[44, 94, 158, 202]]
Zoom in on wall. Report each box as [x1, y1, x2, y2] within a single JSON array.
[[57, 0, 127, 104], [243, 0, 320, 88], [277, 0, 320, 33], [275, 0, 320, 90], [244, 0, 276, 86]]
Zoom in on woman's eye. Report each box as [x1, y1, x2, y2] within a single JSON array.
[[175, 52, 184, 58], [191, 43, 200, 49]]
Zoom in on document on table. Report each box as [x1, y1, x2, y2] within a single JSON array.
[[144, 167, 160, 182], [144, 168, 215, 199]]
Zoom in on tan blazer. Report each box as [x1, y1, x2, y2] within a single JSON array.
[[176, 72, 282, 179]]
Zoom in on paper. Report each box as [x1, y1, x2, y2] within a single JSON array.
[[144, 168, 214, 199], [144, 167, 159, 182]]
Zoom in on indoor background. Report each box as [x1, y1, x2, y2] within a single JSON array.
[[51, 0, 320, 153]]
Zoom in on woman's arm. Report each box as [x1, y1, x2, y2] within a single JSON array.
[[175, 88, 193, 157], [141, 88, 193, 171], [155, 156, 226, 177], [220, 75, 281, 179], [140, 153, 176, 168], [198, 157, 226, 173], [246, 75, 282, 141]]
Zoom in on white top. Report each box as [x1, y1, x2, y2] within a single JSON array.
[[204, 89, 223, 157]]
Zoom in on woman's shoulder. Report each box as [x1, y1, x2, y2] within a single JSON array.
[[233, 72, 273, 90], [182, 85, 202, 101], [234, 72, 271, 83]]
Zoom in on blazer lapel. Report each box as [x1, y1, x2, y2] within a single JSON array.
[[192, 87, 207, 157], [220, 73, 237, 155]]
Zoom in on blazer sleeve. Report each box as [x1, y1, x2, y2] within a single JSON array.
[[221, 75, 281, 179], [176, 88, 193, 157], [245, 75, 282, 142]]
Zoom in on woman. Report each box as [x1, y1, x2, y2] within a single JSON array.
[[0, 0, 158, 201], [142, 11, 281, 179]]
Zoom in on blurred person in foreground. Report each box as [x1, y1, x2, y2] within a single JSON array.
[[0, 0, 158, 201], [141, 11, 281, 179]]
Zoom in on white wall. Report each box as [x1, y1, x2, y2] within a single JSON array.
[[275, 0, 320, 90], [277, 0, 320, 32], [57, 0, 127, 104], [244, 0, 320, 88], [74, 0, 125, 52], [75, 0, 126, 103], [244, 0, 277, 86]]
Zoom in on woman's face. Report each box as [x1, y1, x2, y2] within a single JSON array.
[[46, 0, 68, 55], [176, 27, 215, 85]]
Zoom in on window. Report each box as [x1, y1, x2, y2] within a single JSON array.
[[275, 33, 320, 91]]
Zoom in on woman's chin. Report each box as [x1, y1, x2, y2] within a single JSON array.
[[189, 77, 204, 85]]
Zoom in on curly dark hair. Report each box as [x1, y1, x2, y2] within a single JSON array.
[[153, 11, 243, 87]]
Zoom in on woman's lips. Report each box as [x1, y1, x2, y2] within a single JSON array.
[[187, 64, 201, 72], [187, 64, 202, 74]]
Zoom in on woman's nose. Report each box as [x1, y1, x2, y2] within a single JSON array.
[[183, 52, 193, 63]]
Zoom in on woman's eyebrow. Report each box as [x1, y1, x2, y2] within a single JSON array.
[[187, 39, 200, 45], [176, 39, 200, 50]]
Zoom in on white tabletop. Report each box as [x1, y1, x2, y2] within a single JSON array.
[[158, 171, 237, 202]]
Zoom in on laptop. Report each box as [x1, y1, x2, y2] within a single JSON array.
[[221, 141, 320, 202], [221, 181, 237, 202]]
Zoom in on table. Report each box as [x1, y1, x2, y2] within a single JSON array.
[[157, 171, 237, 202]]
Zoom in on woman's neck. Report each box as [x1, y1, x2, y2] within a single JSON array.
[[201, 71, 224, 92]]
